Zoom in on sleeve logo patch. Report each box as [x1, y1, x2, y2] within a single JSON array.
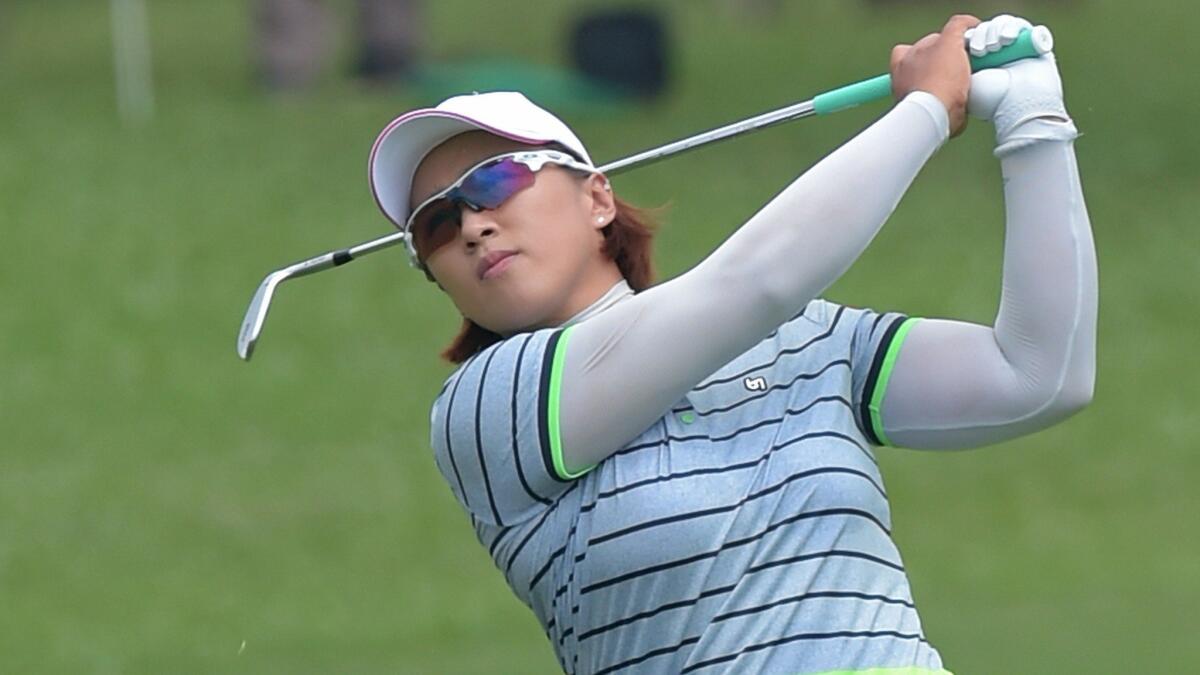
[[743, 376, 768, 391]]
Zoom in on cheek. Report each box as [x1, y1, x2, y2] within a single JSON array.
[[517, 189, 597, 262]]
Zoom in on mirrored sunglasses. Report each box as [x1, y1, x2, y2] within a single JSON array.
[[404, 150, 596, 268]]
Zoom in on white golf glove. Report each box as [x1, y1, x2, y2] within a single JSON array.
[[965, 14, 1078, 156]]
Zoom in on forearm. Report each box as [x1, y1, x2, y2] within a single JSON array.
[[882, 129, 1097, 448], [699, 93, 950, 315], [557, 94, 949, 470]]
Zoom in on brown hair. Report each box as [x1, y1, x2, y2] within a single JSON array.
[[440, 194, 662, 364]]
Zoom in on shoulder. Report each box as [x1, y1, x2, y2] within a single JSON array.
[[432, 327, 563, 413], [766, 298, 847, 346], [750, 298, 907, 374]]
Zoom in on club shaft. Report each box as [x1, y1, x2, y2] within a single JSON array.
[[255, 99, 820, 280], [598, 100, 816, 175]]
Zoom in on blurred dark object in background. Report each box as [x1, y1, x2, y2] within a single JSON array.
[[254, 0, 422, 91], [569, 9, 669, 98], [255, 0, 331, 90], [354, 0, 422, 83]]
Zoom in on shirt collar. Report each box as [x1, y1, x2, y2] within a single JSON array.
[[561, 279, 634, 327]]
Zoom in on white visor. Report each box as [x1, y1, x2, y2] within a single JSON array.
[[368, 91, 595, 229]]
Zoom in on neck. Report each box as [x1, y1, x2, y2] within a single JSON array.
[[561, 277, 633, 327], [542, 262, 625, 328]]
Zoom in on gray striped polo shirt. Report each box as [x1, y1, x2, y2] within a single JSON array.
[[430, 299, 948, 674]]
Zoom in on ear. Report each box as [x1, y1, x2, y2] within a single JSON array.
[[583, 173, 617, 230]]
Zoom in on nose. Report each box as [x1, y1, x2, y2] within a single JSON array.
[[459, 205, 499, 250]]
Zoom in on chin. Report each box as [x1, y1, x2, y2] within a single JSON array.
[[459, 263, 575, 335], [470, 295, 556, 336]]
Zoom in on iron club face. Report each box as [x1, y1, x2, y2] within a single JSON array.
[[236, 270, 285, 361]]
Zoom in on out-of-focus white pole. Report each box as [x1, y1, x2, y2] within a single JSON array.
[[110, 0, 155, 124]]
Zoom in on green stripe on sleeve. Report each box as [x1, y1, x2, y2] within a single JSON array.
[[806, 662, 955, 667], [868, 317, 920, 447], [547, 325, 595, 480]]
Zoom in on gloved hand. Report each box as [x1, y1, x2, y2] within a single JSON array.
[[965, 14, 1078, 156]]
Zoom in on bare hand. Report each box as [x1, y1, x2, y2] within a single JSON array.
[[890, 14, 981, 137]]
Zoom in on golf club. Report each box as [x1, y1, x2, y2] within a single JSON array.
[[237, 26, 1052, 361]]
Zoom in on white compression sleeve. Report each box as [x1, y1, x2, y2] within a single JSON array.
[[879, 128, 1097, 449], [554, 93, 950, 473]]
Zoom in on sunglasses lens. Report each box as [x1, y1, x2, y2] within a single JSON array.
[[407, 157, 542, 265], [410, 199, 460, 262], [459, 158, 536, 209]]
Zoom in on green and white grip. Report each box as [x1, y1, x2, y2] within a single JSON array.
[[812, 26, 1054, 116]]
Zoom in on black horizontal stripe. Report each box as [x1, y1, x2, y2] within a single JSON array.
[[745, 548, 905, 576], [690, 359, 851, 418], [759, 306, 809, 343], [558, 626, 574, 645], [693, 305, 844, 392], [579, 584, 736, 642], [613, 395, 864, 465], [502, 482, 578, 576], [553, 571, 573, 600], [528, 522, 578, 591], [580, 462, 750, 514], [871, 309, 891, 334], [503, 503, 556, 575], [584, 426, 882, 519], [587, 504, 730, 547], [710, 589, 915, 624], [581, 507, 889, 594], [571, 432, 883, 566], [487, 525, 512, 558], [595, 622, 920, 675], [612, 428, 678, 457], [587, 459, 887, 548], [577, 549, 905, 642], [679, 630, 922, 674], [593, 636, 701, 675]]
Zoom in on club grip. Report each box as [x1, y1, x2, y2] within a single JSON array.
[[812, 26, 1053, 116]]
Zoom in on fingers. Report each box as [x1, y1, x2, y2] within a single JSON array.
[[985, 17, 1004, 50], [966, 14, 1035, 56], [890, 44, 911, 71], [941, 14, 981, 40], [914, 33, 940, 49]]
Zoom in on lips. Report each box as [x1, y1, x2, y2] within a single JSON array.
[[477, 250, 518, 280]]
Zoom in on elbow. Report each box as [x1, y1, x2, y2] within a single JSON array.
[[1039, 371, 1095, 425], [1057, 374, 1095, 417]]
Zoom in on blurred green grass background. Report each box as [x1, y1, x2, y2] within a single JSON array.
[[1, 0, 1196, 672]]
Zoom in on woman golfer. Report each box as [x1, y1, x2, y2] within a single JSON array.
[[368, 13, 1095, 674]]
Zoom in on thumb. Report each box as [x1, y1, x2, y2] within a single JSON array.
[[967, 68, 1010, 121]]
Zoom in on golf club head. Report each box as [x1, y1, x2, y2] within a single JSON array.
[[237, 271, 285, 361]]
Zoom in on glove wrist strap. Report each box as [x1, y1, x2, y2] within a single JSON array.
[[995, 115, 1078, 157]]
